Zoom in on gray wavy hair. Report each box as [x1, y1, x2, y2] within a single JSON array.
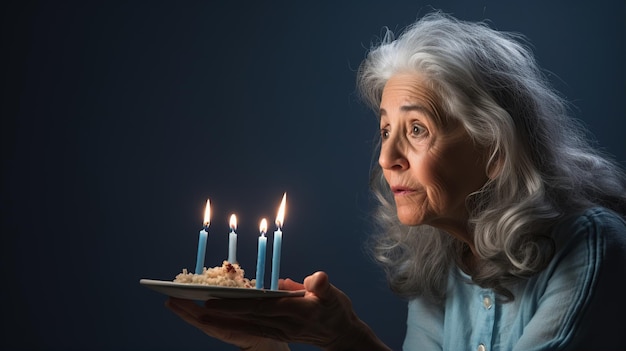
[[357, 12, 626, 301]]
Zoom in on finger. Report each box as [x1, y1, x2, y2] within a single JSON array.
[[303, 271, 332, 299], [201, 311, 308, 343], [166, 297, 204, 316], [204, 295, 320, 318], [167, 298, 294, 343], [166, 298, 209, 329], [279, 278, 305, 291], [166, 298, 276, 342]]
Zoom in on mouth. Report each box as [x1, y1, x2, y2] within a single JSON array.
[[390, 185, 416, 195]]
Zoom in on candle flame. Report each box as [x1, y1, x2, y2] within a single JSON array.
[[275, 192, 287, 229], [229, 214, 237, 231], [203, 199, 211, 228], [260, 218, 267, 236]]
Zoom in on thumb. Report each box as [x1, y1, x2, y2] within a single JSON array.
[[303, 271, 332, 299]]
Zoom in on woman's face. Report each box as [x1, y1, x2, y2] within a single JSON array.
[[378, 74, 489, 232]]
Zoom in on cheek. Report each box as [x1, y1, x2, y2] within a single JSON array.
[[420, 153, 443, 183], [381, 168, 392, 185], [431, 146, 488, 204], [421, 157, 449, 208]]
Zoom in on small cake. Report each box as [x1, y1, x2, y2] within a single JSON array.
[[174, 260, 255, 288]]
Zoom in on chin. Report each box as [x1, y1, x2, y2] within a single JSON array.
[[398, 218, 424, 226], [396, 208, 427, 226]]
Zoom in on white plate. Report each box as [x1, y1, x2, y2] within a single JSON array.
[[140, 279, 306, 300]]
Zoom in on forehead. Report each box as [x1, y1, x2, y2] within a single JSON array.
[[380, 73, 446, 124], [381, 73, 430, 99]]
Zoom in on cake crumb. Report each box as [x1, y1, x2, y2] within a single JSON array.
[[174, 261, 255, 288]]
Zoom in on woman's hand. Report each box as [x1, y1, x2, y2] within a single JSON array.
[[166, 271, 390, 351], [166, 297, 289, 351]]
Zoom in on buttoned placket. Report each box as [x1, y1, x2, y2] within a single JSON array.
[[472, 290, 496, 351]]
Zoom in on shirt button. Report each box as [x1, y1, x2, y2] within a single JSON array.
[[483, 296, 493, 310], [477, 343, 487, 351]]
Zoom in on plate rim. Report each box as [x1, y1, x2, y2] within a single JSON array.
[[139, 278, 305, 298]]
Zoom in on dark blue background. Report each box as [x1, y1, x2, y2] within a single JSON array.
[[2, 1, 624, 350]]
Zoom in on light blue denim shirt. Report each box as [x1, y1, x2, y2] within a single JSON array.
[[403, 207, 626, 351]]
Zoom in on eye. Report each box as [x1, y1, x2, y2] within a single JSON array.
[[380, 128, 390, 140], [411, 123, 427, 137]]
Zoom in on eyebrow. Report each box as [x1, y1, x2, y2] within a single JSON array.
[[379, 104, 433, 119]]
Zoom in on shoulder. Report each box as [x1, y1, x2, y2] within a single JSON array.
[[556, 206, 625, 233], [547, 207, 626, 349], [552, 207, 626, 254], [546, 207, 626, 302]]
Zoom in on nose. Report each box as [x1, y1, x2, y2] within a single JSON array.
[[379, 138, 408, 170]]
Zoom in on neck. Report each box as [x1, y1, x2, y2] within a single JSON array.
[[460, 248, 479, 275]]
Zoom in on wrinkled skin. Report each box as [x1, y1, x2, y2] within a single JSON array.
[[166, 271, 390, 351]]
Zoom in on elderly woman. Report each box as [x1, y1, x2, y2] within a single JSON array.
[[166, 12, 626, 351]]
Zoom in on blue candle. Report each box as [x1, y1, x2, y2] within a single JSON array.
[[195, 199, 211, 274], [270, 193, 286, 290], [228, 214, 238, 264], [270, 228, 282, 290], [255, 218, 268, 289]]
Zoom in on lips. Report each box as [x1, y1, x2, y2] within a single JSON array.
[[390, 185, 416, 195]]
